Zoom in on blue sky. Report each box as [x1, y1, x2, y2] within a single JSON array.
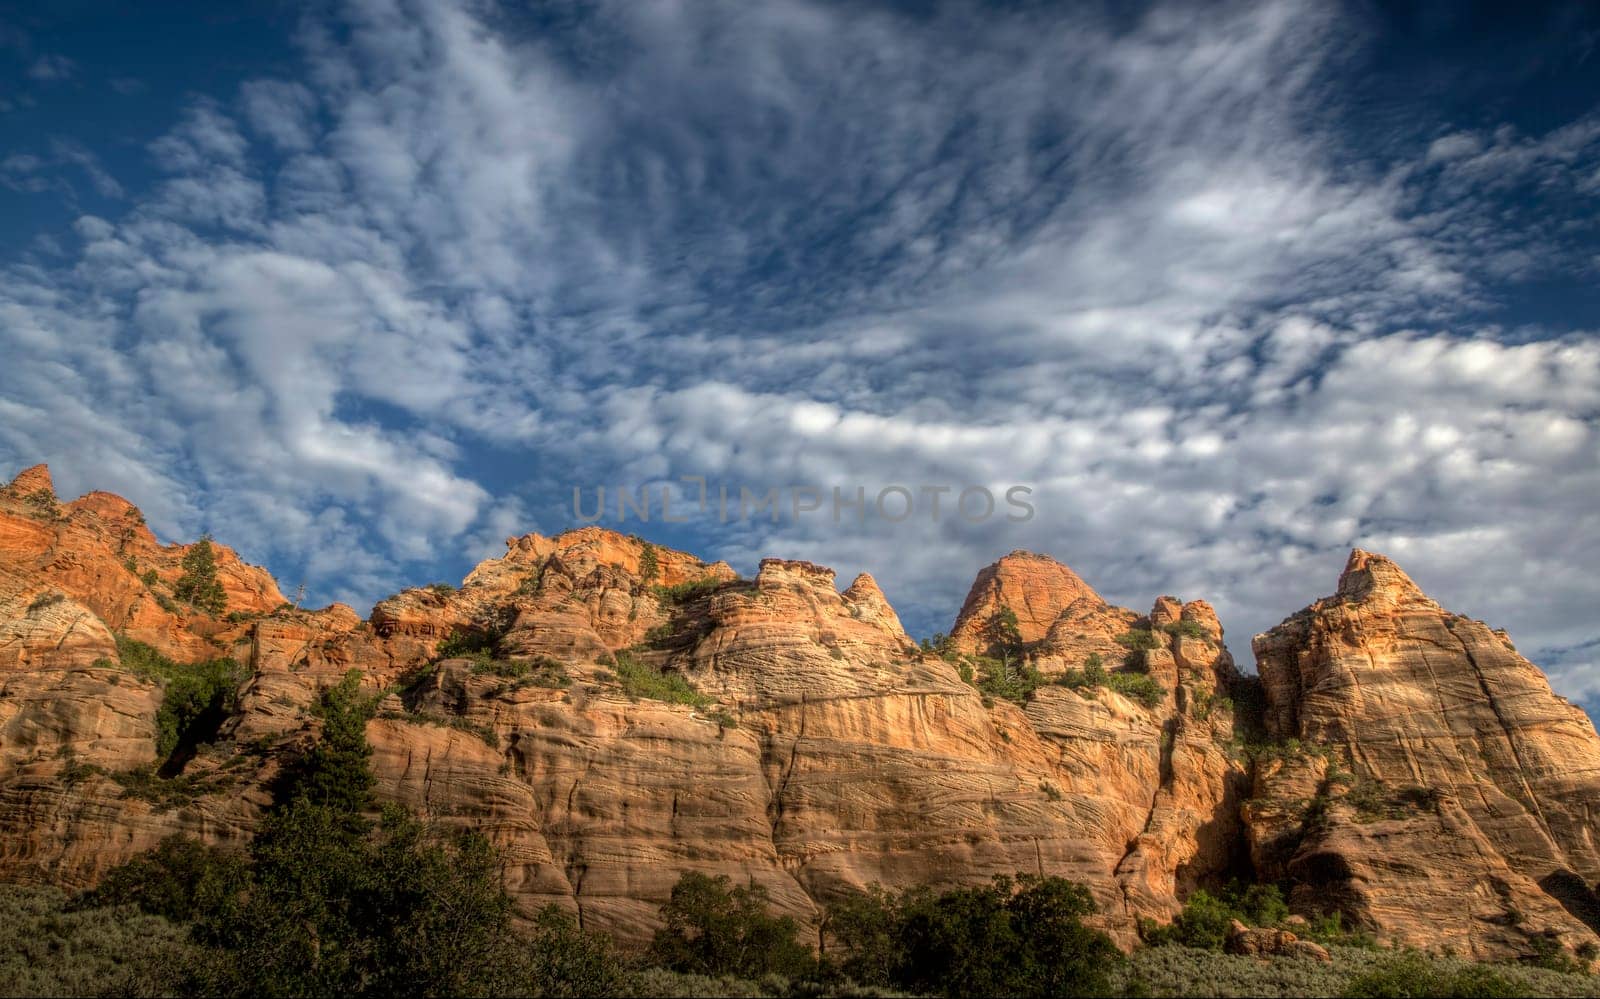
[[2, 0, 1599, 707]]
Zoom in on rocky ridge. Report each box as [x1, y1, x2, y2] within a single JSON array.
[[0, 464, 1597, 963]]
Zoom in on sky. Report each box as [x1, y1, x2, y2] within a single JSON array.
[[2, 0, 1598, 707]]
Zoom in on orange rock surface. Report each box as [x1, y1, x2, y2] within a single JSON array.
[[1, 464, 1597, 963]]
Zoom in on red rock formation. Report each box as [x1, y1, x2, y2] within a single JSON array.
[[2, 464, 1596, 965], [1248, 549, 1600, 960]]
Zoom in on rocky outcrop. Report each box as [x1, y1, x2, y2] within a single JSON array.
[[949, 551, 1104, 653], [1247, 549, 1600, 960], [1225, 919, 1331, 962], [1, 463, 1597, 964]]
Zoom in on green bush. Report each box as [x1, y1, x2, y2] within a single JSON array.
[[474, 655, 570, 689], [975, 659, 1046, 705], [1143, 883, 1291, 951], [1107, 671, 1166, 708], [0, 884, 195, 997], [649, 872, 816, 981], [91, 666, 625, 998], [21, 488, 61, 519], [437, 629, 496, 660], [172, 534, 227, 614], [614, 651, 711, 707], [1342, 951, 1523, 998], [1116, 629, 1163, 651], [824, 874, 1121, 998], [116, 636, 247, 766], [652, 578, 724, 605], [1161, 619, 1209, 641]]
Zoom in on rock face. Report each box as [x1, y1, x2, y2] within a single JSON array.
[[1247, 549, 1600, 960], [0, 463, 1597, 964]]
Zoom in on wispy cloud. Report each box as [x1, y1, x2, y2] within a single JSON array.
[[0, 0, 1597, 696], [25, 53, 75, 81]]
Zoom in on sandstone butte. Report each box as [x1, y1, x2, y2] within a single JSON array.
[[1, 462, 1598, 963]]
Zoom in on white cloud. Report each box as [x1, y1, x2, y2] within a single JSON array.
[[25, 53, 75, 81]]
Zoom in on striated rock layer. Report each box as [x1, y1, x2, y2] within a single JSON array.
[[1247, 550, 1600, 959], [0, 463, 1597, 964]]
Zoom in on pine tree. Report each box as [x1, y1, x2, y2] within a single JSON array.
[[172, 534, 227, 615]]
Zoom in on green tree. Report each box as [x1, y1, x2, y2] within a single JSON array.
[[91, 665, 624, 998], [826, 875, 1121, 999], [821, 884, 902, 987], [648, 872, 815, 981], [172, 534, 227, 614], [273, 671, 376, 825]]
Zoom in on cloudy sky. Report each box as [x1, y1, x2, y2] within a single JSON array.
[[2, 1, 1598, 705]]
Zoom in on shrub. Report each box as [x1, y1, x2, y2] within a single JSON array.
[[1116, 628, 1162, 651], [1143, 883, 1291, 951], [1107, 671, 1165, 708], [21, 488, 60, 519], [116, 636, 247, 767], [0, 884, 195, 997], [1342, 951, 1523, 998], [426, 581, 457, 595], [436, 629, 495, 660], [614, 651, 711, 707], [649, 872, 815, 981], [830, 874, 1121, 998], [475, 655, 570, 689], [1162, 619, 1209, 641], [172, 534, 227, 614], [652, 578, 724, 605], [976, 658, 1046, 705], [26, 590, 65, 613], [920, 632, 951, 654]]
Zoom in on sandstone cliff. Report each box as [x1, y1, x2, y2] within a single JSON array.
[[1246, 549, 1600, 960], [0, 463, 1596, 964]]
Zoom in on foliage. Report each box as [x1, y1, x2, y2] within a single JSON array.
[[638, 541, 660, 583], [652, 577, 724, 605], [26, 590, 65, 613], [985, 608, 1024, 660], [823, 874, 1121, 998], [437, 628, 497, 660], [474, 655, 571, 689], [1142, 883, 1290, 951], [274, 671, 376, 822], [1161, 619, 1209, 641], [107, 764, 240, 812], [1116, 628, 1163, 651], [0, 884, 195, 997], [649, 872, 817, 982], [87, 664, 625, 998], [614, 651, 711, 707], [21, 487, 61, 518], [116, 636, 247, 766], [82, 835, 251, 926], [426, 581, 457, 595], [379, 708, 502, 748], [1106, 671, 1166, 708], [172, 534, 228, 614], [1341, 951, 1525, 998], [141, 567, 160, 588], [919, 632, 950, 654], [1056, 653, 1165, 708], [974, 657, 1046, 705]]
